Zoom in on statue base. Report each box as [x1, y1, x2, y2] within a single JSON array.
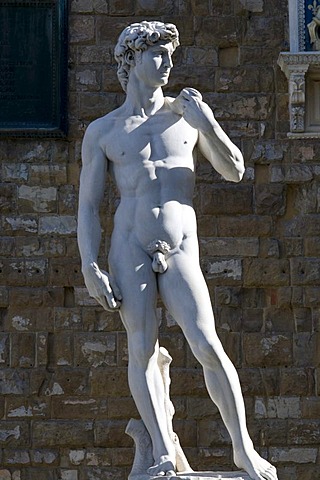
[[130, 472, 251, 480]]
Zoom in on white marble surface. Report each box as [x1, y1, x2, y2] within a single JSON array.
[[78, 19, 277, 480]]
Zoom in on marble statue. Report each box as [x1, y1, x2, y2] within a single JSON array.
[[77, 20, 278, 480]]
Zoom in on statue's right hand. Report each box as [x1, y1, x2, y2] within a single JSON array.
[[82, 262, 122, 312]]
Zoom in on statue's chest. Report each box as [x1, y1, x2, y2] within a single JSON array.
[[106, 113, 196, 165]]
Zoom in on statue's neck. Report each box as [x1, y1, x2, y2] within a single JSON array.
[[124, 76, 165, 117]]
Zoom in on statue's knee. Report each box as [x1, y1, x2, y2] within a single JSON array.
[[194, 339, 223, 368], [128, 337, 157, 367]]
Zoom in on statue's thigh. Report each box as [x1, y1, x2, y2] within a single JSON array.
[[109, 242, 159, 334]]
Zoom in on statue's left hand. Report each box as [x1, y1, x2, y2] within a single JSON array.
[[83, 262, 122, 312], [171, 87, 215, 133]]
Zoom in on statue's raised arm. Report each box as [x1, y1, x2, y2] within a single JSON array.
[[171, 87, 245, 182]]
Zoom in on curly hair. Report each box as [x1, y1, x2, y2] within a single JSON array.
[[114, 21, 180, 92]]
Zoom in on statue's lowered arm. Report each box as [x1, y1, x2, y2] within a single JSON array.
[[77, 124, 122, 311]]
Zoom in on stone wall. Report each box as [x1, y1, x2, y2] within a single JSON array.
[[0, 1, 319, 479]]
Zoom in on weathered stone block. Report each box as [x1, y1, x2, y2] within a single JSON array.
[[69, 15, 95, 44], [290, 257, 320, 286], [280, 367, 314, 396], [108, 397, 138, 419], [251, 140, 288, 164], [258, 419, 288, 446], [54, 308, 82, 331], [216, 306, 242, 332], [167, 65, 215, 92], [264, 307, 295, 333], [39, 216, 77, 235], [71, 0, 93, 13], [238, 368, 279, 396], [243, 333, 292, 367], [2, 163, 29, 182], [293, 333, 320, 367], [195, 16, 244, 48], [259, 238, 280, 258], [198, 419, 231, 447], [79, 92, 122, 120], [209, 93, 273, 121], [269, 447, 318, 464], [243, 258, 289, 286], [90, 367, 129, 397], [243, 16, 284, 48], [3, 216, 38, 234], [0, 185, 16, 213], [78, 45, 112, 64], [0, 370, 29, 395], [95, 420, 131, 447], [52, 397, 107, 419], [186, 397, 219, 419], [11, 333, 36, 368], [0, 421, 29, 447], [48, 260, 82, 287], [216, 67, 273, 93], [0, 334, 9, 367], [241, 308, 264, 332], [0, 238, 14, 257], [200, 184, 253, 215], [282, 214, 320, 237], [301, 396, 320, 418], [33, 421, 93, 447], [185, 46, 218, 66], [217, 215, 272, 237], [288, 419, 320, 445], [170, 368, 205, 397], [304, 237, 320, 257], [202, 258, 242, 284], [282, 237, 303, 257], [254, 396, 301, 419], [255, 184, 286, 215], [30, 449, 60, 466], [199, 237, 259, 257], [74, 332, 117, 368], [60, 470, 78, 480], [32, 368, 90, 397], [8, 288, 63, 308], [18, 186, 57, 213], [50, 332, 74, 367]]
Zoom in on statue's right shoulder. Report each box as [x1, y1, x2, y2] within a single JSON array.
[[83, 108, 121, 145]]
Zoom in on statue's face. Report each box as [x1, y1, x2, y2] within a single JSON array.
[[133, 41, 174, 88]]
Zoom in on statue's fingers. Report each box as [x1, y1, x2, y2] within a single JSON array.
[[104, 289, 121, 310], [110, 279, 122, 301], [181, 87, 202, 100]]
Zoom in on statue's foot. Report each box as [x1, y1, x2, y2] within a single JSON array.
[[234, 448, 278, 480], [147, 455, 176, 477]]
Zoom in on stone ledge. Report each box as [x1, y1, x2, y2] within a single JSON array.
[[131, 472, 250, 480]]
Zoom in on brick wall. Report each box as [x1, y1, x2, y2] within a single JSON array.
[[0, 1, 319, 479]]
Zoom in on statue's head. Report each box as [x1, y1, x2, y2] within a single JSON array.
[[114, 21, 180, 92]]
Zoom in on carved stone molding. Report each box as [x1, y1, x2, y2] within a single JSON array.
[[278, 52, 320, 137]]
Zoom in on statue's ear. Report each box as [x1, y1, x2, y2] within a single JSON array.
[[125, 50, 135, 67]]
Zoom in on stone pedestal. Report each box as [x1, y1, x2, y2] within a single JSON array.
[[131, 472, 251, 480]]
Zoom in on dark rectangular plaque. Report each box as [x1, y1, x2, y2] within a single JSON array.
[[0, 0, 68, 137]]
